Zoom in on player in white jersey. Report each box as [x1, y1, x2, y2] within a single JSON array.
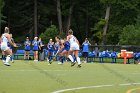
[[67, 29, 81, 67], [0, 27, 16, 66]]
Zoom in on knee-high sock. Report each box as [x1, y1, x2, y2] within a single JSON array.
[[76, 57, 81, 65], [2, 55, 6, 62], [5, 55, 11, 64], [48, 55, 52, 61], [61, 56, 65, 63], [68, 55, 74, 62], [10, 56, 13, 61], [59, 56, 64, 63]]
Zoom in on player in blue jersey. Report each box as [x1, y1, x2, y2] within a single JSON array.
[[24, 37, 31, 60], [82, 38, 91, 63], [47, 38, 55, 64], [32, 37, 39, 61], [58, 38, 70, 64], [54, 36, 60, 55], [0, 27, 16, 66], [53, 36, 60, 61], [9, 34, 15, 62]]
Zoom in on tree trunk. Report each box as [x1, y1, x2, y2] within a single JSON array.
[[34, 0, 38, 37], [103, 6, 110, 45], [0, 0, 4, 34], [65, 4, 74, 33], [57, 0, 63, 34], [85, 6, 89, 37], [29, 26, 33, 40]]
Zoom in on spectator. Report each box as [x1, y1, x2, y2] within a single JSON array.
[[38, 37, 44, 61], [24, 37, 31, 60], [82, 38, 91, 63], [32, 37, 39, 61]]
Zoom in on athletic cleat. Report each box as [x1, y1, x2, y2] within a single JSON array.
[[11, 59, 14, 63], [4, 63, 11, 66], [2, 60, 6, 63], [71, 62, 76, 67], [77, 64, 81, 68], [58, 62, 63, 65], [49, 61, 52, 64]]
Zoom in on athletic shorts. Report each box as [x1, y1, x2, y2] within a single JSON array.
[[1, 42, 9, 51], [33, 46, 38, 51], [48, 50, 54, 53], [59, 48, 69, 53], [25, 46, 30, 51], [70, 43, 79, 51]]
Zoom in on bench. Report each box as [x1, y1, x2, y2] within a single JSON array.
[[85, 51, 135, 64], [14, 50, 34, 60]]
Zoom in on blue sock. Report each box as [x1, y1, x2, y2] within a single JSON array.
[[2, 55, 6, 61], [10, 56, 13, 61], [48, 56, 51, 61], [61, 56, 65, 64]]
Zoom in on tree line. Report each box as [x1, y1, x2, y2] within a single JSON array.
[[0, 0, 140, 45]]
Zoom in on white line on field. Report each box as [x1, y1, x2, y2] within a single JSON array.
[[51, 83, 140, 93], [0, 69, 81, 72], [131, 73, 140, 75]]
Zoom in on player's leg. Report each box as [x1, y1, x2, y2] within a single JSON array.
[[59, 50, 67, 64], [33, 51, 36, 61], [1, 51, 6, 63], [10, 49, 14, 63], [24, 51, 27, 60], [74, 50, 81, 68], [4, 48, 12, 66], [34, 51, 38, 61], [27, 51, 30, 60], [68, 50, 74, 63], [48, 51, 52, 64]]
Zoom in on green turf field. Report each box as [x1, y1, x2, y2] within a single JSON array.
[[0, 60, 140, 93]]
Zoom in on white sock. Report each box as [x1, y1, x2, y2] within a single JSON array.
[[5, 55, 11, 64], [68, 55, 74, 62], [76, 57, 81, 65]]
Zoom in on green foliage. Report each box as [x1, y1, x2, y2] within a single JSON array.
[[0, 0, 5, 23], [93, 19, 106, 31], [90, 19, 106, 43], [119, 25, 140, 45], [2, 0, 140, 45], [106, 25, 122, 44], [40, 25, 58, 44]]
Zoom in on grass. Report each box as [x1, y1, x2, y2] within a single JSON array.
[[0, 60, 140, 93]]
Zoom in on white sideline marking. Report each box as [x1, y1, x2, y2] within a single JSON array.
[[0, 70, 80, 72], [131, 73, 140, 75], [119, 83, 140, 86], [51, 83, 140, 93], [51, 85, 113, 93]]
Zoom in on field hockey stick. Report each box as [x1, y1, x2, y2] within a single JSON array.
[[52, 50, 60, 60]]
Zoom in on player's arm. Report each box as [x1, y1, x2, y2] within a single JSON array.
[[32, 41, 35, 46], [76, 39, 80, 46], [66, 35, 70, 41], [58, 40, 64, 52], [6, 34, 16, 47], [47, 43, 50, 49], [28, 41, 31, 45], [74, 36, 80, 46], [87, 40, 91, 45]]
